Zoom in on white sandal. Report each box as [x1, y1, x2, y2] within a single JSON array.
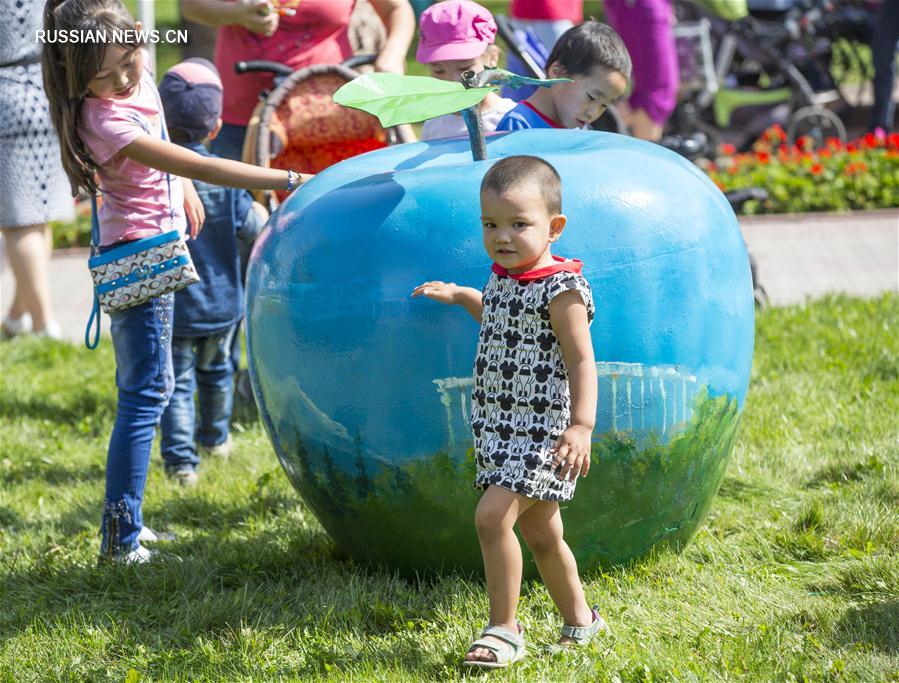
[[558, 605, 607, 646], [463, 624, 526, 669]]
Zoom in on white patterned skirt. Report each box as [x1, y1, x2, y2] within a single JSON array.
[[0, 62, 75, 228]]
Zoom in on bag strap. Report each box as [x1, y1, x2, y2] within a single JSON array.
[[85, 195, 102, 349], [84, 85, 174, 350], [155, 86, 175, 226]]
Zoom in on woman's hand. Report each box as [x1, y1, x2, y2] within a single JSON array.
[[373, 50, 406, 75], [181, 0, 278, 33], [182, 178, 205, 239], [550, 424, 592, 482], [236, 0, 279, 35]]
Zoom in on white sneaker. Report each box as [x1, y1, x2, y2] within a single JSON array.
[[98, 544, 154, 565], [35, 319, 63, 340], [123, 545, 155, 564], [168, 468, 199, 487], [199, 434, 233, 459], [137, 526, 176, 543], [99, 544, 181, 565], [1, 312, 32, 338]]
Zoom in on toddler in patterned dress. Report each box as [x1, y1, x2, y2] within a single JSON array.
[[413, 155, 605, 669]]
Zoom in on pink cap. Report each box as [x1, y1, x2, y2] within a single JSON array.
[[416, 0, 497, 64], [164, 57, 223, 89]]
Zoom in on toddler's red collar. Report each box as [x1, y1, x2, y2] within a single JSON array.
[[492, 255, 583, 281]]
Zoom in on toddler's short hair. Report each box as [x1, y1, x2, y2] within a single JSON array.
[[545, 21, 632, 81], [481, 155, 562, 215]]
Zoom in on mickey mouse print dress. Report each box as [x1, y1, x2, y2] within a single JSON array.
[[471, 256, 595, 502]]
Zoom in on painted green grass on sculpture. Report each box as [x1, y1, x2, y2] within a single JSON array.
[[275, 390, 740, 576]]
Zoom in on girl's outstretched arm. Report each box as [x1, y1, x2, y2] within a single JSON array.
[[120, 135, 313, 191], [411, 281, 483, 322], [549, 290, 597, 482]]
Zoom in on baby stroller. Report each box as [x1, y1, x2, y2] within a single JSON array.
[[673, 0, 875, 149], [236, 54, 414, 206]]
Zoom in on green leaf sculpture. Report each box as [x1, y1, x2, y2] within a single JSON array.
[[333, 74, 494, 127], [333, 72, 572, 128]]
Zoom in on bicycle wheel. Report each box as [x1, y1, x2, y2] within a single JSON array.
[[786, 105, 847, 145]]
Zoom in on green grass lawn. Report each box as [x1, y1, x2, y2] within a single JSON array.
[[1, 293, 897, 681]]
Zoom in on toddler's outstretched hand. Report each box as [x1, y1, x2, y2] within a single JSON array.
[[550, 425, 592, 482], [411, 281, 459, 305]]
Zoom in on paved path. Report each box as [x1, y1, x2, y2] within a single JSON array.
[[2, 211, 897, 344], [1, 247, 93, 346], [741, 209, 898, 306]]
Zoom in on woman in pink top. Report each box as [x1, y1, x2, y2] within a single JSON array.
[[182, 0, 415, 162], [42, 0, 313, 564], [603, 0, 680, 141], [510, 0, 583, 25]]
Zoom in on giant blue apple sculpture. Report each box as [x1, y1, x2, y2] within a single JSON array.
[[246, 129, 754, 576]]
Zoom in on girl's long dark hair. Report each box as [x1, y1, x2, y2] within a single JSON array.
[[41, 0, 141, 195]]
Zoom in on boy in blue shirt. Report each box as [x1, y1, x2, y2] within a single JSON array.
[[497, 22, 631, 132], [158, 58, 268, 486]]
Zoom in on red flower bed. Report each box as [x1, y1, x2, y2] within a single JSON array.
[[705, 125, 899, 214]]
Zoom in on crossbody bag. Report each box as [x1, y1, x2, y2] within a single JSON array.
[[84, 108, 199, 349]]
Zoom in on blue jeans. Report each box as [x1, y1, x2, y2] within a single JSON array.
[[101, 294, 175, 555], [159, 327, 238, 473]]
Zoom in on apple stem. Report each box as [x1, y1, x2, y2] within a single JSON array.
[[458, 69, 565, 162], [461, 71, 488, 161]]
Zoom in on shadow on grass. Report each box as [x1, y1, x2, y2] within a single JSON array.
[[0, 506, 22, 528], [148, 489, 300, 532], [834, 601, 899, 654], [1, 459, 106, 488], [717, 476, 778, 502], [805, 455, 887, 488], [0, 524, 471, 678], [0, 391, 115, 428]]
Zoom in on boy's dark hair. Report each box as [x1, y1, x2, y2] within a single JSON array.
[[481, 155, 562, 215], [544, 21, 632, 81]]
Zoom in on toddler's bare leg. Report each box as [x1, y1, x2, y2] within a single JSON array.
[[517, 500, 593, 644], [466, 485, 534, 663]]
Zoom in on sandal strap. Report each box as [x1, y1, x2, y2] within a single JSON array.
[[479, 625, 525, 649], [560, 608, 605, 644]]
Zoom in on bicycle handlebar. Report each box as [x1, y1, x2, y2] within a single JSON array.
[[235, 60, 294, 77], [235, 54, 378, 78]]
